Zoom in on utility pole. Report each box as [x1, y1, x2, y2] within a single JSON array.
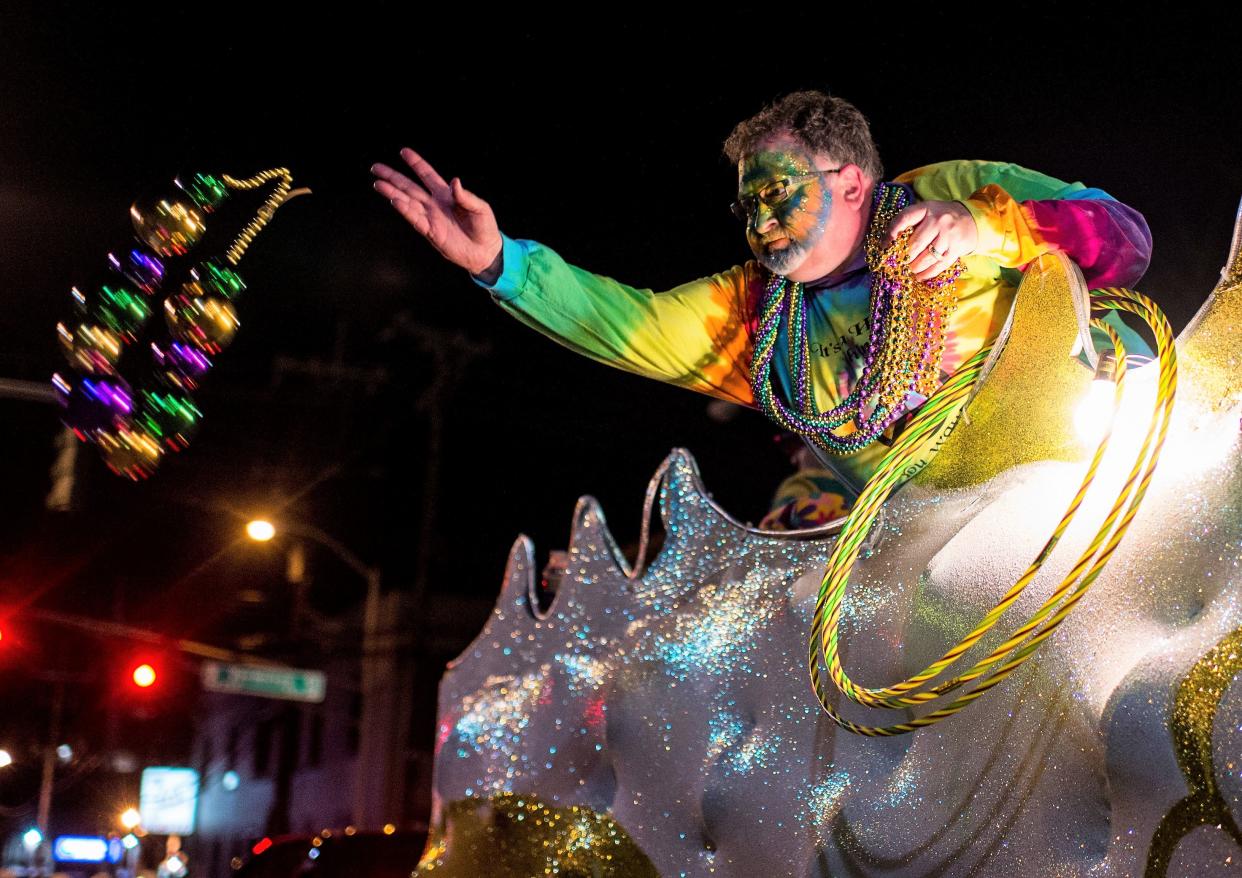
[[32, 676, 70, 878], [376, 318, 489, 826]]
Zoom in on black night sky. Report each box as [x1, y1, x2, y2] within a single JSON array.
[[0, 2, 1238, 836]]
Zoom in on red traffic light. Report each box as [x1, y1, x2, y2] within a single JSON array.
[[131, 663, 157, 688]]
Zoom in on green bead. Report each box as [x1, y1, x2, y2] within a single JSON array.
[[190, 259, 245, 300], [84, 284, 153, 341], [136, 389, 203, 451], [176, 173, 229, 212]]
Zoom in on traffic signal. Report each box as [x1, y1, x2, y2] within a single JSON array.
[[120, 654, 166, 695], [0, 618, 17, 658], [131, 663, 157, 689], [118, 656, 167, 721]]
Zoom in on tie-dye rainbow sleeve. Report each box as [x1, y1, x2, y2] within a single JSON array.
[[475, 234, 757, 405], [894, 161, 1152, 288]]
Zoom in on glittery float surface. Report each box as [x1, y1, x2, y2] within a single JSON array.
[[418, 224, 1242, 876]]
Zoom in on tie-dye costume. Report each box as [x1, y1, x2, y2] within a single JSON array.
[[758, 467, 853, 530], [475, 160, 1152, 508]]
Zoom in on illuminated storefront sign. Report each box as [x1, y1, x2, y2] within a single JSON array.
[[139, 766, 200, 835]]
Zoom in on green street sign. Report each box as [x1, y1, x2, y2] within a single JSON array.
[[201, 661, 326, 703]]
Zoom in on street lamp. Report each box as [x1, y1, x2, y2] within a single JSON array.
[[0, 749, 12, 768], [120, 808, 141, 831], [243, 519, 393, 829], [246, 519, 276, 542]]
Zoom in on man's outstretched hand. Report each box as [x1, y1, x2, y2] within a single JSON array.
[[371, 148, 502, 277]]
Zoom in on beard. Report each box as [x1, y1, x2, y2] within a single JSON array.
[[755, 236, 813, 276]]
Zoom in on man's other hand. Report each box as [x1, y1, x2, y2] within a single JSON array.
[[886, 200, 978, 282], [371, 149, 503, 276]]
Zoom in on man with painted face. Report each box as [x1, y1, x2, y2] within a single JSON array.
[[370, 91, 1151, 513]]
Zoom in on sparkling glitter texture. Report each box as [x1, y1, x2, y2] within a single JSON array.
[[414, 793, 659, 876], [919, 252, 1093, 489], [426, 227, 1242, 874]]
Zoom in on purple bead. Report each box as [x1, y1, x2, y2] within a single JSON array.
[[151, 341, 213, 392], [107, 248, 165, 295], [54, 372, 134, 439]]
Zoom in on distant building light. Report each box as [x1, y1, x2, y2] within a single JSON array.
[[22, 828, 43, 851], [382, 823, 396, 835], [222, 770, 240, 791], [122, 834, 140, 851], [343, 826, 356, 836], [251, 838, 273, 856], [53, 836, 109, 863], [230, 857, 243, 870], [307, 848, 320, 860], [0, 749, 12, 768], [111, 751, 139, 773], [56, 744, 73, 762]]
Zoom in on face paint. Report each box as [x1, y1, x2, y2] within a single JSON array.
[[738, 138, 835, 276]]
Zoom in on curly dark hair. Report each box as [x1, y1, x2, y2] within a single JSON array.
[[723, 90, 883, 180]]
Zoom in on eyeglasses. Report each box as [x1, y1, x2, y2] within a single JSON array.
[[730, 167, 844, 222]]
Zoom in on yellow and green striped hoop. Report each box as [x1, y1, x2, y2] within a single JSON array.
[[808, 287, 1178, 736]]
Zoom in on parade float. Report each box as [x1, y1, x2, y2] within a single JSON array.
[[415, 211, 1241, 877]]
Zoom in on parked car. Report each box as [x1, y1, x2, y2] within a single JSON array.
[[234, 828, 428, 878]]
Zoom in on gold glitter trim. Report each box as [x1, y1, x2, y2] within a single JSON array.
[[1143, 627, 1242, 877], [415, 793, 660, 876], [1176, 199, 1242, 412], [916, 252, 1092, 489]]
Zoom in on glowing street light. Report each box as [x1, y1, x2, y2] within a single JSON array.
[[120, 808, 141, 830], [0, 749, 12, 768], [246, 519, 276, 542], [22, 828, 42, 851]]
